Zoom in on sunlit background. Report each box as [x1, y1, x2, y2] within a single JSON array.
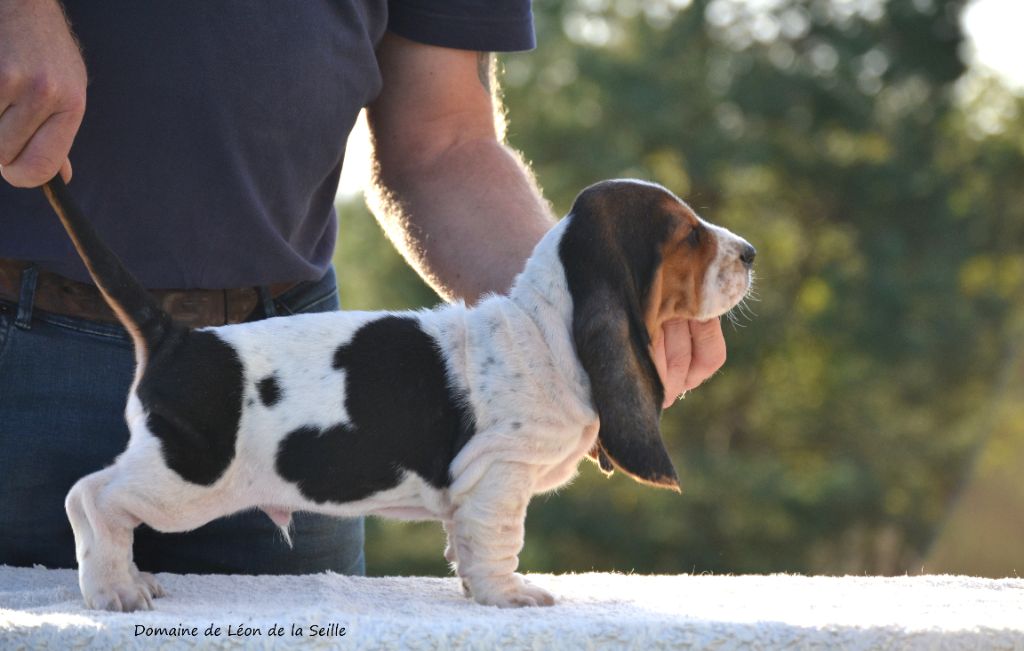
[[332, 0, 1023, 578]]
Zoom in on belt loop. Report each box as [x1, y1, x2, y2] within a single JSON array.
[[257, 285, 277, 320], [15, 264, 39, 330]]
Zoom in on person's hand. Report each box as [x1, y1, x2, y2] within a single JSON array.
[[651, 317, 727, 408], [0, 0, 86, 187]]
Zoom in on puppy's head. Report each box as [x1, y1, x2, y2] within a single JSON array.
[[559, 179, 755, 490]]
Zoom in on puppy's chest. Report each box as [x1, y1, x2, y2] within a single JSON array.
[[449, 322, 597, 492], [454, 313, 588, 430]]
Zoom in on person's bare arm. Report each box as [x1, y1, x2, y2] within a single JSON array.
[[366, 33, 551, 302], [0, 0, 86, 187]]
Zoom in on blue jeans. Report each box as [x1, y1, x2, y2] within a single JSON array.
[[0, 266, 365, 575]]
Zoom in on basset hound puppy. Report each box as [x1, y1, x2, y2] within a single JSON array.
[[42, 176, 755, 611]]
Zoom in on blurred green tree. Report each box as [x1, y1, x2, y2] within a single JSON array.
[[335, 0, 1024, 577]]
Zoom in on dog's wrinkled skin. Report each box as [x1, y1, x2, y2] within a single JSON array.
[[44, 177, 755, 611]]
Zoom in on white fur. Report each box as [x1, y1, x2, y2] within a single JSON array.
[[699, 221, 754, 319], [64, 212, 752, 612]]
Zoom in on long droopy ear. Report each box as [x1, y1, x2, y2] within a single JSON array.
[[587, 442, 615, 475], [560, 181, 680, 491]]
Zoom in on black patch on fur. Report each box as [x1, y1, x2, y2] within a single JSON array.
[[558, 179, 679, 489], [277, 316, 475, 503], [137, 328, 245, 486], [43, 178, 242, 487], [257, 374, 281, 407]]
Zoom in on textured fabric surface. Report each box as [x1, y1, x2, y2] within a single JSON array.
[[2, 566, 1022, 650]]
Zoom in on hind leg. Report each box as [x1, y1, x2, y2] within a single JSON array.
[[66, 458, 229, 611], [65, 468, 156, 611], [129, 564, 166, 599]]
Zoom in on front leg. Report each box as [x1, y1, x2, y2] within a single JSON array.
[[442, 519, 470, 596], [449, 462, 554, 607]]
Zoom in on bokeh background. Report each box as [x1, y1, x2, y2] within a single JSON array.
[[334, 0, 1024, 578]]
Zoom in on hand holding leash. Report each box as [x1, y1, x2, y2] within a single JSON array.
[[0, 0, 86, 187]]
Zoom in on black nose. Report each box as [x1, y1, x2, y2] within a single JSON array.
[[739, 244, 756, 268]]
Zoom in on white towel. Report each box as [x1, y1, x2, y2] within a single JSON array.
[[2, 566, 1022, 649]]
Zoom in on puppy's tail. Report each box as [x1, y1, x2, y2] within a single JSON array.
[[42, 175, 174, 359]]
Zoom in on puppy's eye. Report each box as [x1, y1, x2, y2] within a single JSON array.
[[685, 225, 702, 247]]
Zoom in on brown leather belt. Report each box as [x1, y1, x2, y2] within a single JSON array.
[[0, 259, 297, 329]]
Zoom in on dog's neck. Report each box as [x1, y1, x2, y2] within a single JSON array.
[[508, 218, 592, 406], [509, 219, 573, 326]]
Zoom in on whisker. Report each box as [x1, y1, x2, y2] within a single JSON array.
[[726, 292, 758, 328], [725, 305, 747, 329], [739, 297, 758, 318]]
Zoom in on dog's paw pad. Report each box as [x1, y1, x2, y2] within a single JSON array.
[[525, 584, 556, 607], [136, 571, 166, 599], [86, 582, 154, 612], [469, 574, 556, 608], [502, 582, 555, 608]]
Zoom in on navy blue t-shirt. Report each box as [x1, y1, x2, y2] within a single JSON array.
[[0, 1, 534, 288]]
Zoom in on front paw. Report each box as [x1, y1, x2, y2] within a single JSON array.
[[466, 573, 555, 608]]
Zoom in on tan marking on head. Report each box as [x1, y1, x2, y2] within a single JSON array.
[[643, 197, 719, 339]]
